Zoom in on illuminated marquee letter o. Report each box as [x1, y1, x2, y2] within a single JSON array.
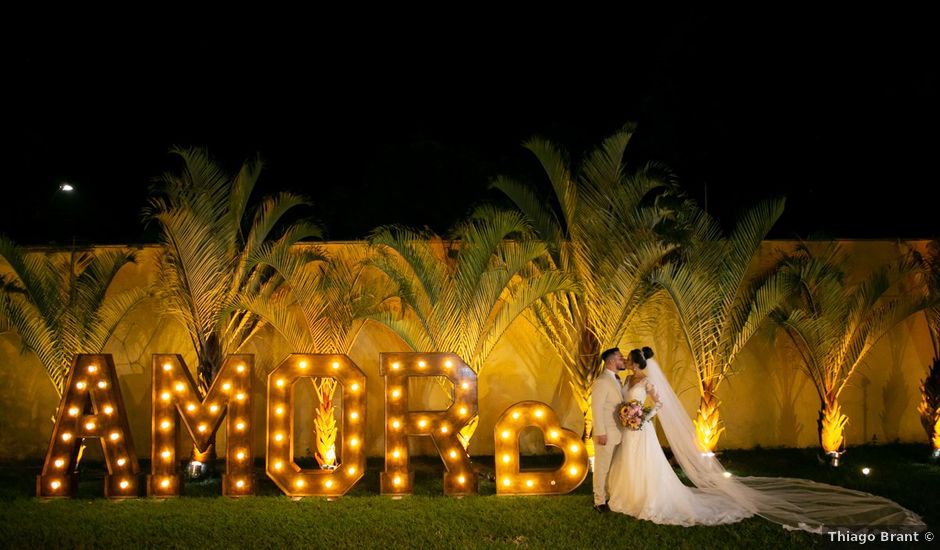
[[266, 354, 366, 497]]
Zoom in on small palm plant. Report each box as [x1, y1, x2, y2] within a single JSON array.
[[492, 125, 677, 451], [920, 356, 940, 459], [369, 207, 574, 448], [145, 147, 319, 476], [651, 199, 788, 452], [774, 244, 928, 463], [0, 238, 147, 397]]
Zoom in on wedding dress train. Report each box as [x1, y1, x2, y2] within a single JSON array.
[[605, 359, 925, 533]]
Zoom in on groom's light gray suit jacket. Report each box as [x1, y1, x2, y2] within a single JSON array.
[[591, 372, 623, 444]]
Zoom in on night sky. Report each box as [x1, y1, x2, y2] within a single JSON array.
[[6, 10, 938, 246]]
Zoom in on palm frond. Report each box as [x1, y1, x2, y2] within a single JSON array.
[[522, 137, 575, 229], [370, 226, 445, 306], [477, 270, 577, 368], [149, 147, 321, 384], [492, 126, 684, 442], [489, 175, 563, 252], [0, 240, 141, 395]]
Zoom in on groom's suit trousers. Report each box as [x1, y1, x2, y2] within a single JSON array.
[[590, 373, 623, 505]]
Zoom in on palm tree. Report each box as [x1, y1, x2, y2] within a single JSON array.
[[919, 341, 940, 458], [145, 147, 320, 475], [368, 206, 575, 447], [0, 238, 147, 398], [650, 199, 788, 452], [774, 244, 928, 461], [491, 125, 677, 451], [913, 240, 940, 456], [246, 245, 387, 468]]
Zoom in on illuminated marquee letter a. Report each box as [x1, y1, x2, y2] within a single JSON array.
[[37, 354, 139, 499]]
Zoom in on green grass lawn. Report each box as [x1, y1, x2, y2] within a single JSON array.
[[0, 444, 935, 549]]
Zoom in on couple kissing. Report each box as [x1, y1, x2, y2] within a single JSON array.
[[586, 345, 924, 534]]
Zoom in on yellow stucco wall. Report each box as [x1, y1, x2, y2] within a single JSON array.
[[0, 241, 934, 461]]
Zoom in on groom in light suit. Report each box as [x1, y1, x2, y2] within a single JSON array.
[[590, 347, 628, 512]]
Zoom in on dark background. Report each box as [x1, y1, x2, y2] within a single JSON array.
[[5, 9, 938, 245]]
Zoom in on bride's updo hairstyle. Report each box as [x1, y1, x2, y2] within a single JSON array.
[[629, 349, 647, 370], [642, 347, 653, 360]]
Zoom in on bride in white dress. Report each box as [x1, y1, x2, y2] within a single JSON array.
[[606, 348, 925, 533]]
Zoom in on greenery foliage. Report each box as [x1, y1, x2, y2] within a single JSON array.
[[0, 239, 147, 395], [650, 199, 788, 451], [367, 207, 575, 445], [493, 125, 677, 446], [774, 243, 929, 454]]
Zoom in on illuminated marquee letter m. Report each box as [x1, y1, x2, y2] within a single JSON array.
[[149, 354, 254, 497]]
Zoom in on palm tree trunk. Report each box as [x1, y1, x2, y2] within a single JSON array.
[[314, 379, 338, 469], [819, 391, 848, 459], [919, 357, 940, 454], [577, 325, 600, 456], [582, 404, 595, 459], [693, 383, 725, 453], [931, 417, 940, 455], [457, 415, 480, 450], [188, 345, 220, 480]]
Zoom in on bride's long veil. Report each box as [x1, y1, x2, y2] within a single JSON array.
[[644, 358, 925, 533]]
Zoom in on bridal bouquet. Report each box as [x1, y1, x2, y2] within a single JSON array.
[[617, 399, 653, 431]]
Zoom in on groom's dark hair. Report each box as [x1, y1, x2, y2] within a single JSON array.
[[600, 348, 620, 362]]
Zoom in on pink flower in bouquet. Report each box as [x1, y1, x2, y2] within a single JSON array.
[[617, 400, 647, 431]]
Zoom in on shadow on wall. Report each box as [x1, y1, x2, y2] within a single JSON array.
[[480, 320, 574, 456], [770, 338, 807, 448], [880, 334, 913, 443], [0, 336, 61, 459], [104, 304, 200, 459]]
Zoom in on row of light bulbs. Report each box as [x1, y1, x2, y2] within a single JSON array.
[[41, 359, 140, 498], [43, 355, 591, 498], [264, 356, 367, 497]]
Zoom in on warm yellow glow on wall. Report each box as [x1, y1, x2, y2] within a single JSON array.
[[266, 354, 366, 497], [147, 354, 254, 497], [379, 353, 477, 496], [493, 401, 587, 495], [37, 355, 140, 499]]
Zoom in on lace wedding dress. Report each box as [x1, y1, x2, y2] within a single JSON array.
[[607, 379, 752, 525], [605, 359, 925, 533]]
